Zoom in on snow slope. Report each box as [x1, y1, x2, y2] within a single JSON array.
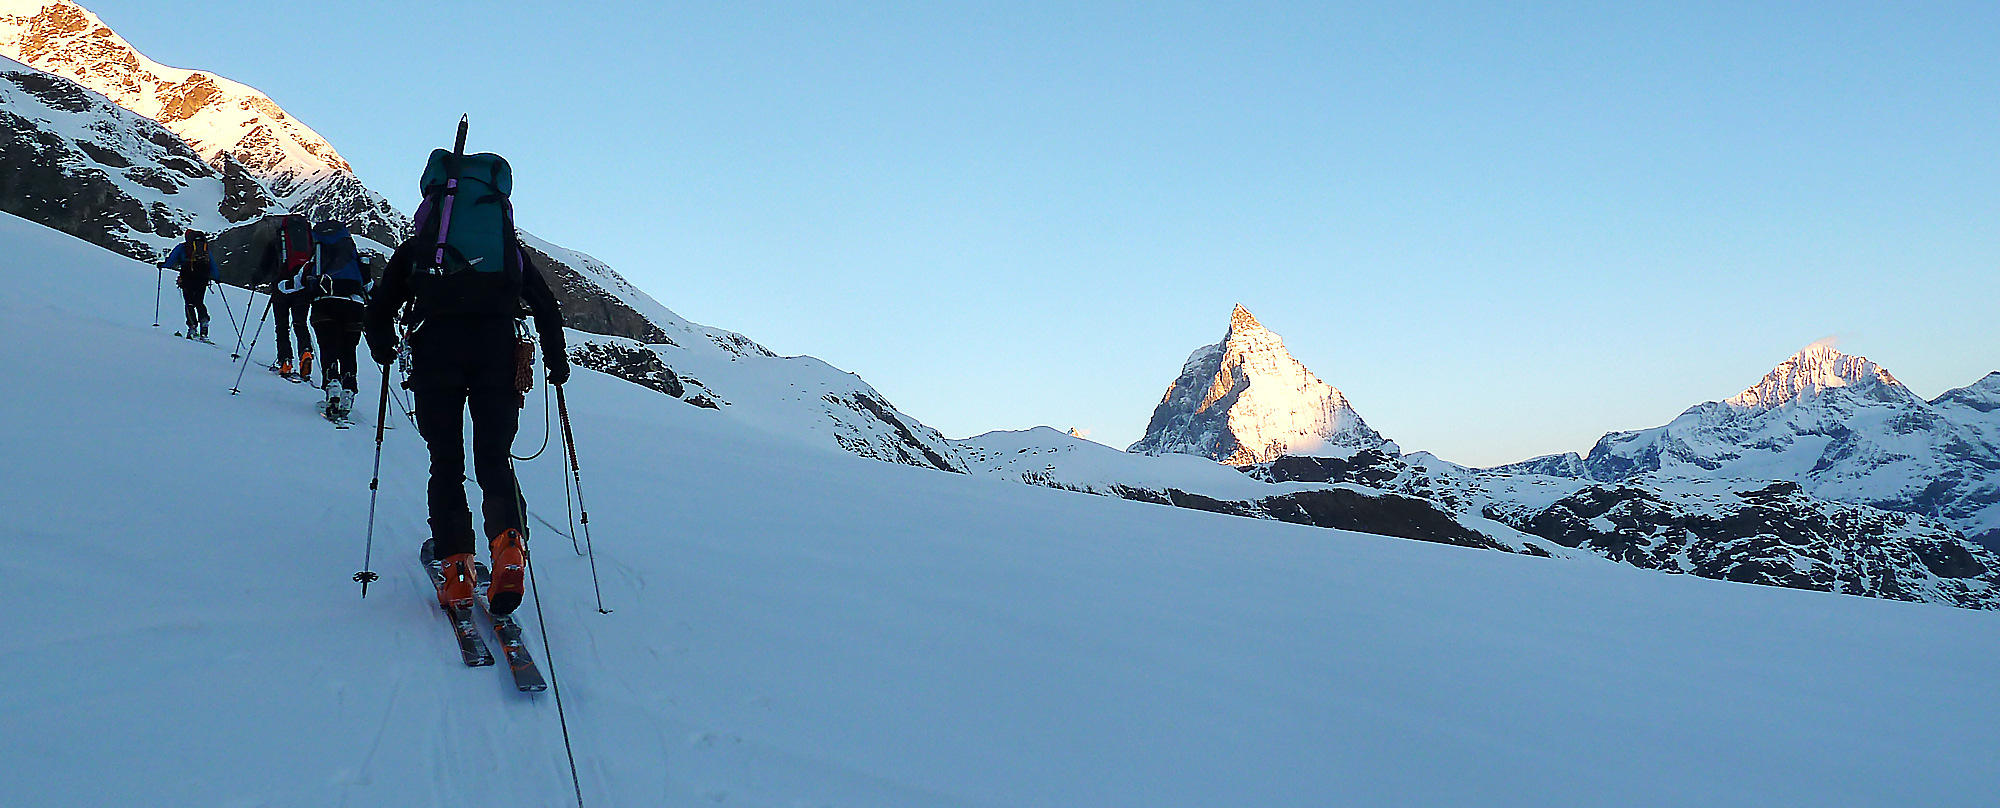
[[6, 211, 2000, 806]]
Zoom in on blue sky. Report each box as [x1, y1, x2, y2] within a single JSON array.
[[82, 0, 1999, 465]]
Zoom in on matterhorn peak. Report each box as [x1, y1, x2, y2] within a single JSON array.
[[1725, 341, 1904, 410], [1228, 303, 1261, 333], [1129, 306, 1391, 465]]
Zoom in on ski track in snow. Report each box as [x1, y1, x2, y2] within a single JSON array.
[[4, 212, 2000, 806]]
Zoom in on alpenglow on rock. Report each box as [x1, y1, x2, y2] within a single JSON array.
[[0, 0, 409, 245], [1129, 305, 1392, 465]]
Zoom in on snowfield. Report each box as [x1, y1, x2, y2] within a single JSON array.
[[4, 210, 2000, 807]]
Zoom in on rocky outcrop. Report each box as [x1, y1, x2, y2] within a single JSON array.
[[1495, 481, 2000, 609], [0, 61, 234, 260]]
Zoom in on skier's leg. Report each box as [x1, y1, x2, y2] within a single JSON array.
[[180, 284, 201, 330], [415, 386, 477, 559], [335, 308, 363, 392], [468, 383, 527, 613], [292, 297, 315, 369], [468, 385, 525, 540], [272, 298, 295, 364]]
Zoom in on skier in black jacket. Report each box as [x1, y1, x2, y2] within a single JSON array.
[[307, 222, 371, 420], [258, 216, 315, 380], [160, 229, 217, 341], [363, 175, 568, 615]]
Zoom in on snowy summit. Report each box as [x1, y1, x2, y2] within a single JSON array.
[[1724, 340, 1901, 411], [1129, 304, 1392, 465]]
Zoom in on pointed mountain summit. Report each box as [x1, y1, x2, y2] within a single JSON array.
[[1725, 342, 1903, 410], [1129, 305, 1391, 465], [0, 0, 408, 243]]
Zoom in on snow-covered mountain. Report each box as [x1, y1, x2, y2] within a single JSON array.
[[967, 424, 2000, 609], [0, 0, 408, 244], [1129, 304, 1392, 464], [0, 56, 270, 259], [961, 320, 2000, 609], [0, 7, 961, 473], [1491, 343, 2000, 550], [523, 235, 965, 472]]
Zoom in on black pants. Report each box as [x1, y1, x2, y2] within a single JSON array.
[[311, 299, 363, 391], [416, 386, 523, 558], [180, 283, 208, 329], [273, 293, 313, 363]]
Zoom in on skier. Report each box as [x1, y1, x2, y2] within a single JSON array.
[[306, 221, 370, 419], [365, 142, 568, 616], [159, 229, 217, 341], [258, 214, 314, 380]]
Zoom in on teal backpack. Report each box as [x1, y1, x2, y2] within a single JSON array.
[[408, 119, 524, 318]]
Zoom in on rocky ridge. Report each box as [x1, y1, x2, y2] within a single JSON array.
[[0, 58, 251, 259], [0, 0, 408, 245]]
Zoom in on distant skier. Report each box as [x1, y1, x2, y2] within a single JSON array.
[[365, 140, 568, 616], [159, 229, 217, 341], [258, 214, 315, 380], [306, 221, 370, 419]]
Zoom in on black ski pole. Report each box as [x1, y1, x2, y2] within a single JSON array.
[[213, 281, 243, 346], [508, 462, 585, 808], [229, 294, 276, 395], [555, 384, 610, 614], [354, 363, 392, 597], [229, 283, 260, 359], [152, 266, 163, 327]]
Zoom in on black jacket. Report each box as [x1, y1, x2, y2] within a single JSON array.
[[364, 236, 566, 390]]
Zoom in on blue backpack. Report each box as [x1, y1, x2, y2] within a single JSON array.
[[309, 221, 368, 302]]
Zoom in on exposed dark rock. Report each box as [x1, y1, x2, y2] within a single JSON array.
[[1247, 450, 1408, 487], [569, 342, 690, 401], [520, 243, 677, 344], [824, 392, 964, 473], [1501, 481, 2000, 608]]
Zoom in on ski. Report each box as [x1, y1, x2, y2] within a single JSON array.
[[266, 363, 308, 384], [320, 400, 354, 429], [420, 540, 495, 668], [475, 561, 549, 692]]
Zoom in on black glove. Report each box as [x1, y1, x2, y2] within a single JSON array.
[[544, 350, 570, 385], [367, 331, 398, 367]]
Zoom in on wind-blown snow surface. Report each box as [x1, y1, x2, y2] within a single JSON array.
[[6, 212, 2000, 807]]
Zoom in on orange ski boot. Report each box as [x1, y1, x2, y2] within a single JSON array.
[[277, 359, 294, 376], [300, 350, 314, 381], [487, 529, 527, 615], [437, 552, 476, 609]]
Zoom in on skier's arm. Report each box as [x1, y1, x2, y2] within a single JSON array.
[[519, 251, 569, 384], [161, 244, 185, 271], [364, 240, 417, 366]]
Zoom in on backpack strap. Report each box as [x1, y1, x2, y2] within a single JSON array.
[[432, 116, 470, 269]]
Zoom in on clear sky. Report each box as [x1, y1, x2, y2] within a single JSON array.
[[78, 0, 2000, 466]]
